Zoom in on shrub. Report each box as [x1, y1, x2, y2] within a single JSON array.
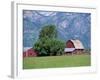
[[34, 38, 65, 56]]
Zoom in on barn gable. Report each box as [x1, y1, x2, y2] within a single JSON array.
[[66, 40, 75, 48], [65, 39, 84, 54]]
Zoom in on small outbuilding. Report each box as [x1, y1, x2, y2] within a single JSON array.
[[64, 39, 84, 55], [23, 48, 37, 57]]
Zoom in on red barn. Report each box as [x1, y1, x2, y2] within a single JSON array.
[[64, 39, 84, 54], [23, 48, 37, 57]]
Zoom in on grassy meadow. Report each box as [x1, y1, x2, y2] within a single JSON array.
[[23, 54, 91, 69]]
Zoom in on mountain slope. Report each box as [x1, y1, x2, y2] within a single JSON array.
[[23, 10, 91, 49]]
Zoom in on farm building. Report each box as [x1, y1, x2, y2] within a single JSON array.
[[23, 47, 37, 57], [64, 39, 84, 54]]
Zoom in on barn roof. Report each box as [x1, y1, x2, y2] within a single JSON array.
[[64, 48, 75, 52], [70, 39, 84, 49]]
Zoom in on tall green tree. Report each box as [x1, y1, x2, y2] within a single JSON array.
[[39, 24, 57, 39], [33, 24, 65, 56]]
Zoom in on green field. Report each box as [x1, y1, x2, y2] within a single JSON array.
[[23, 54, 91, 69]]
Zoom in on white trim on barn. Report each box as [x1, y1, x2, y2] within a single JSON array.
[[64, 48, 75, 52]]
